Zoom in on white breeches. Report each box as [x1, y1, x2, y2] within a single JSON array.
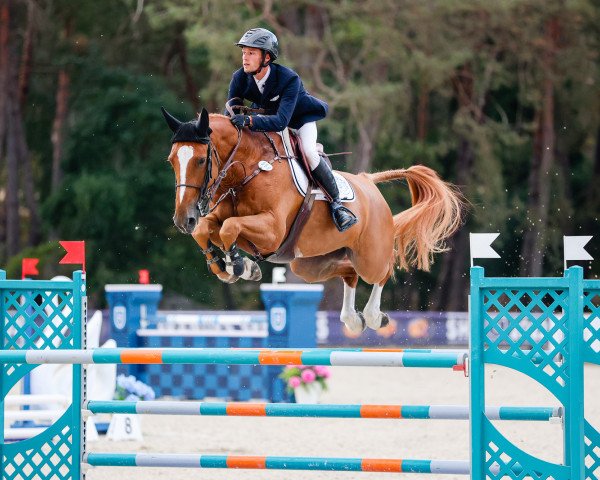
[[297, 122, 321, 170]]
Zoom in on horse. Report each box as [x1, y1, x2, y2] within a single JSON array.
[[162, 107, 463, 333]]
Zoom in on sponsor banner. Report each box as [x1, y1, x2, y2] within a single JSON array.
[[317, 311, 469, 347], [104, 310, 468, 347]]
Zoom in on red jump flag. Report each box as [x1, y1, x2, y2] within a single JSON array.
[[59, 241, 86, 272], [138, 269, 150, 284], [22, 258, 39, 279]]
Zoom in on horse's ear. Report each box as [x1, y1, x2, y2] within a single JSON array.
[[196, 108, 210, 136], [161, 107, 182, 133]]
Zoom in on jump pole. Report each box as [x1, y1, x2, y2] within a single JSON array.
[[85, 400, 561, 421], [83, 453, 471, 475], [0, 348, 468, 369]]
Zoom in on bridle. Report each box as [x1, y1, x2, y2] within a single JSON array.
[[175, 129, 243, 217]]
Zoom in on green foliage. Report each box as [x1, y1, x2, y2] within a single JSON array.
[[6, 0, 600, 311]]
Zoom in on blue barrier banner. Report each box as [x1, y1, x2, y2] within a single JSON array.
[[318, 311, 469, 347], [103, 310, 469, 348]]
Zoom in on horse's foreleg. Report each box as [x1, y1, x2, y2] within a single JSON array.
[[340, 277, 366, 334], [219, 242, 262, 281], [192, 217, 237, 283], [219, 213, 284, 282], [362, 284, 390, 330]]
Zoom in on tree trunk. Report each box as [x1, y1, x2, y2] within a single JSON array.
[[51, 18, 72, 193], [17, 113, 40, 246], [18, 0, 35, 108], [16, 0, 40, 246], [583, 126, 600, 227], [351, 112, 381, 174], [176, 36, 200, 113], [162, 31, 200, 112], [0, 2, 8, 257], [0, 1, 8, 152], [431, 63, 479, 311], [430, 138, 474, 311], [416, 83, 429, 142], [2, 0, 22, 258], [519, 18, 558, 276]]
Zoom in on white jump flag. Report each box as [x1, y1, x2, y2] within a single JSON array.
[[469, 233, 500, 267], [563, 235, 593, 270]]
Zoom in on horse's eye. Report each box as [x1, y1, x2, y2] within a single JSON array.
[[198, 157, 207, 165]]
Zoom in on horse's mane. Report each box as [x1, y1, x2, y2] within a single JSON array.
[[207, 113, 271, 143], [209, 113, 229, 120]]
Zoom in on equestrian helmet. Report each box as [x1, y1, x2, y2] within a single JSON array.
[[236, 28, 279, 61]]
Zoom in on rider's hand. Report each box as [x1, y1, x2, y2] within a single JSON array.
[[231, 114, 251, 128]]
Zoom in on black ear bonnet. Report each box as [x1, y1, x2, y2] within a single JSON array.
[[161, 107, 212, 144]]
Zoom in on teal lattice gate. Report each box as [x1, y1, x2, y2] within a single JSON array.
[[471, 266, 599, 479], [0, 271, 85, 480], [0, 267, 598, 479]]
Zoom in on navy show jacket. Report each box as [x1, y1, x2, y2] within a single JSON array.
[[226, 63, 328, 132]]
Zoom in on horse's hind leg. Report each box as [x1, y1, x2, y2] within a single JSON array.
[[339, 275, 366, 333], [290, 253, 365, 333], [363, 283, 391, 330], [348, 239, 395, 330]]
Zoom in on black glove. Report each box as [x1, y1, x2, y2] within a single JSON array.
[[231, 114, 251, 128]]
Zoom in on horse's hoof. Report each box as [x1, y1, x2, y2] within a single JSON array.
[[217, 272, 239, 284], [364, 311, 389, 330], [240, 258, 262, 281], [225, 258, 245, 277], [341, 310, 366, 334]]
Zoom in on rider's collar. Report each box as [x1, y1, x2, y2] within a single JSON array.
[[253, 65, 271, 93]]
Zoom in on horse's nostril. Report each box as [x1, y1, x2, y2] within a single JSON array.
[[187, 217, 196, 230]]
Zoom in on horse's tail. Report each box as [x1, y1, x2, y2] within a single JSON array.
[[367, 165, 464, 272]]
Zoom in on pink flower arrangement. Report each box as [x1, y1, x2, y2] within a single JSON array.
[[278, 364, 330, 393]]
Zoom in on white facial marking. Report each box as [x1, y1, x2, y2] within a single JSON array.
[[177, 145, 194, 203]]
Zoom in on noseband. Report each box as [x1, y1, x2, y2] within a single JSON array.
[[175, 129, 243, 217]]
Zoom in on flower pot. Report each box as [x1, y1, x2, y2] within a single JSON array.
[[293, 382, 323, 404]]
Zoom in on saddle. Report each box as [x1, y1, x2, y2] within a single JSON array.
[[285, 129, 332, 182]]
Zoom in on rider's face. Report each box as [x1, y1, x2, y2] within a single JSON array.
[[242, 47, 266, 73]]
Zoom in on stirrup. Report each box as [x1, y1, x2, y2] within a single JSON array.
[[332, 205, 358, 232]]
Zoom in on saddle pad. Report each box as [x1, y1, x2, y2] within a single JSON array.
[[278, 130, 356, 203]]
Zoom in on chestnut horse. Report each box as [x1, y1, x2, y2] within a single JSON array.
[[163, 108, 463, 333]]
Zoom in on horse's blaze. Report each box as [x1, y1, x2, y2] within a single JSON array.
[[172, 144, 207, 232], [176, 145, 194, 204]]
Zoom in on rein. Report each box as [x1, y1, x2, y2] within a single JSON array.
[[190, 129, 288, 218], [199, 129, 243, 215]]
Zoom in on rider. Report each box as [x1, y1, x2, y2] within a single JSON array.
[[225, 27, 357, 232]]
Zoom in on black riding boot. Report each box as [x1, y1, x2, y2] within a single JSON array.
[[311, 159, 358, 232]]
